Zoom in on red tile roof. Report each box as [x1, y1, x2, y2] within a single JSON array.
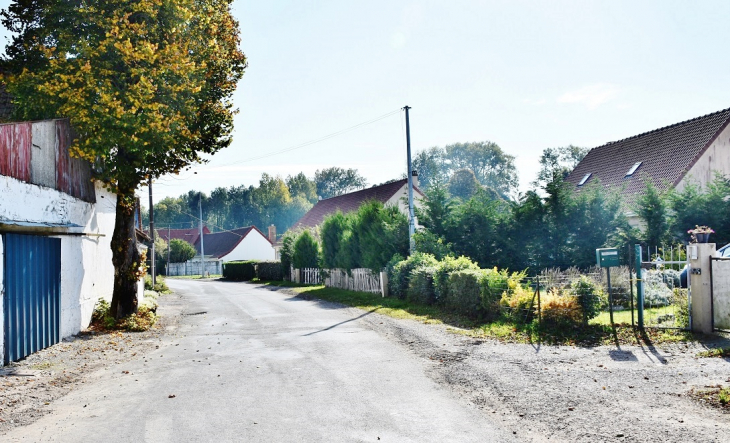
[[290, 179, 423, 231], [193, 226, 271, 259], [156, 227, 210, 245], [565, 107, 730, 209]]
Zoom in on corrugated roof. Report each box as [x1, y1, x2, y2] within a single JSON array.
[[193, 226, 270, 259], [565, 107, 730, 209], [290, 179, 423, 231]]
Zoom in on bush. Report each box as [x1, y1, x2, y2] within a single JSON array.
[[445, 269, 485, 318], [280, 233, 295, 280], [90, 298, 157, 332], [144, 274, 169, 293], [256, 261, 284, 281], [540, 288, 582, 325], [387, 253, 438, 299], [643, 269, 673, 307], [571, 275, 603, 324], [432, 256, 479, 304], [293, 230, 319, 269], [222, 261, 257, 281], [673, 288, 689, 328], [500, 285, 536, 323], [407, 266, 437, 305]]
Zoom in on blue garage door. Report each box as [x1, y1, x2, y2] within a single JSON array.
[[3, 233, 61, 364]]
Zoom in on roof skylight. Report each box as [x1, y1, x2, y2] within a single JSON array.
[[625, 161, 642, 177], [578, 173, 592, 186]]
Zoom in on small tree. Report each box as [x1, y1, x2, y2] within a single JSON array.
[[638, 178, 669, 247], [280, 233, 295, 279], [169, 239, 197, 263], [320, 211, 348, 269], [292, 231, 319, 269]]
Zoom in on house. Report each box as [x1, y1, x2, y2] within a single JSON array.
[[156, 226, 210, 246], [0, 118, 143, 365], [290, 175, 425, 232], [566, 107, 730, 225]]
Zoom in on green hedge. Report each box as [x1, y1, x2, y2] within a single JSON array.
[[222, 261, 258, 281], [407, 266, 437, 305], [387, 253, 438, 299], [433, 256, 479, 305], [256, 261, 284, 281], [445, 269, 486, 318]]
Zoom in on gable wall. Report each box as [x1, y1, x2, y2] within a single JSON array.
[[677, 122, 730, 192], [221, 230, 275, 262], [385, 183, 425, 216]]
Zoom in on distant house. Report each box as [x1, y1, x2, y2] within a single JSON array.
[[157, 226, 210, 246], [0, 118, 144, 365], [290, 176, 425, 232], [194, 226, 275, 263], [566, 107, 730, 225]]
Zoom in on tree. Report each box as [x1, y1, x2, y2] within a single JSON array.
[[448, 168, 481, 200], [2, 0, 247, 318], [169, 239, 197, 263], [320, 211, 348, 269], [445, 141, 518, 199], [412, 147, 448, 189], [292, 230, 320, 269], [315, 167, 367, 199], [532, 145, 589, 189], [287, 172, 318, 204], [637, 179, 669, 247]]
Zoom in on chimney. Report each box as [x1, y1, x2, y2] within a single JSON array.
[[411, 169, 419, 189], [268, 224, 276, 243]]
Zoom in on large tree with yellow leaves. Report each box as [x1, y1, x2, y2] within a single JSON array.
[[1, 0, 246, 317]]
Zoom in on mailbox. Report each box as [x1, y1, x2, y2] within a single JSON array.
[[596, 248, 619, 268]]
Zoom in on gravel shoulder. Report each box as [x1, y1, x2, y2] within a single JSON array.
[[0, 292, 184, 435]]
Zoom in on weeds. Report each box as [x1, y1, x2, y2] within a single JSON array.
[[689, 385, 730, 411], [90, 298, 157, 332], [696, 347, 730, 358]]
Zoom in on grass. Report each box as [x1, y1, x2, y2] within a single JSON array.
[[697, 347, 730, 358], [689, 385, 730, 411], [257, 280, 698, 346], [590, 306, 680, 327]]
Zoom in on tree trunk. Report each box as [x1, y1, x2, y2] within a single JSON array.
[[110, 193, 141, 319]]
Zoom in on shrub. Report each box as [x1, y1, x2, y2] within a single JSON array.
[[256, 261, 284, 281], [479, 268, 526, 315], [445, 269, 486, 318], [571, 275, 603, 324], [500, 285, 536, 323], [407, 266, 437, 305], [432, 256, 479, 304], [643, 269, 673, 307], [673, 288, 689, 328], [539, 288, 582, 325], [144, 274, 169, 292], [293, 230, 320, 269], [280, 233, 295, 279], [387, 253, 438, 299], [222, 261, 257, 281]]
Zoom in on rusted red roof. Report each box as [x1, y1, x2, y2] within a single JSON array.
[[193, 226, 271, 259], [156, 227, 210, 245], [290, 179, 423, 231], [565, 107, 730, 209]]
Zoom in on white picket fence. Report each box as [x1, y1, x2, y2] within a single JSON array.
[[292, 267, 383, 294]]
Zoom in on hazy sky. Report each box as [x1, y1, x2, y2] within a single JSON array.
[[2, 1, 730, 203]]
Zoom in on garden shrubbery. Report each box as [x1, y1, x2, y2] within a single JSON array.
[[222, 260, 257, 281], [256, 261, 284, 281]]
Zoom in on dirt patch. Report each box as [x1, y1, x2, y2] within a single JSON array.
[[0, 293, 183, 435]]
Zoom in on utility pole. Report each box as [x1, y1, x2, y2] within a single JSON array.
[[148, 178, 156, 286], [167, 225, 171, 276], [404, 105, 415, 254], [199, 193, 205, 278]]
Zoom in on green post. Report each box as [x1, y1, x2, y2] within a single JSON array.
[[635, 244, 644, 329]]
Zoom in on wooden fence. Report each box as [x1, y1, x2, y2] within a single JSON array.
[[293, 267, 383, 294]]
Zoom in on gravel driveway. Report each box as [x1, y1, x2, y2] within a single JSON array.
[[2, 281, 729, 442]]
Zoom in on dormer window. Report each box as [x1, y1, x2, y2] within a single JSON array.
[[625, 161, 642, 177], [578, 173, 592, 186]]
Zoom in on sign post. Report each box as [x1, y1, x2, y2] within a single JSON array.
[[596, 248, 620, 326]]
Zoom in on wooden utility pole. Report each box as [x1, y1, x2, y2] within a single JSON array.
[[404, 105, 415, 254]]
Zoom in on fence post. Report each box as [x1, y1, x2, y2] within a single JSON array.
[[635, 244, 644, 329], [536, 275, 541, 325], [380, 270, 388, 298]]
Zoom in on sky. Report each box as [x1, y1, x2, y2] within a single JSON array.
[[2, 0, 730, 204]]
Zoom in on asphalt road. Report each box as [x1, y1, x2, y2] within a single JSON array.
[[6, 280, 515, 443]]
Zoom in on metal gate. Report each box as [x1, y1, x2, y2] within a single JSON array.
[[3, 233, 61, 364], [636, 244, 691, 329], [710, 257, 730, 331]]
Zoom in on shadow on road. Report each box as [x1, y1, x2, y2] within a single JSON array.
[[302, 309, 378, 336]]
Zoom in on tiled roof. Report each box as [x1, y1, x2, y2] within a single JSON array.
[[290, 179, 423, 231], [193, 226, 270, 259], [565, 107, 730, 210], [156, 227, 210, 245]]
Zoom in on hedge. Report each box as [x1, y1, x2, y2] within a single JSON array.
[[445, 269, 486, 318], [222, 261, 257, 281], [256, 261, 284, 281], [433, 256, 479, 305], [407, 266, 437, 305], [387, 253, 438, 299]]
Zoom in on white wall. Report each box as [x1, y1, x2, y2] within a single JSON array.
[[221, 230, 275, 262], [677, 123, 730, 192], [0, 176, 117, 342], [711, 259, 730, 330], [0, 235, 4, 361], [385, 182, 425, 225]]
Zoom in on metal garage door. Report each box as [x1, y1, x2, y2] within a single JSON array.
[[3, 233, 61, 364]]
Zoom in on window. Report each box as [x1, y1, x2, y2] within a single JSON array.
[[625, 161, 642, 177], [578, 173, 591, 186]]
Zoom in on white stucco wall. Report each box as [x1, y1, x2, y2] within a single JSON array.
[[221, 230, 275, 262], [677, 123, 730, 192], [0, 175, 117, 342], [711, 259, 730, 330], [385, 182, 425, 225]]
